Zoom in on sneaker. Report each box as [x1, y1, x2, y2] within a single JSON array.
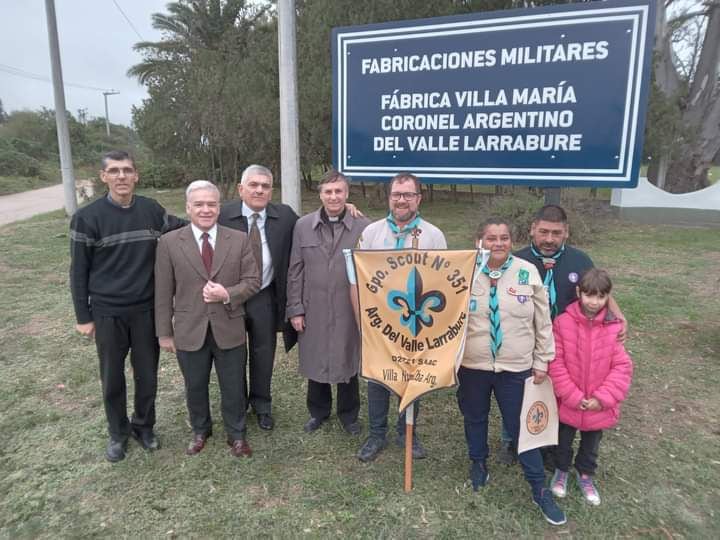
[[550, 469, 569, 498], [470, 461, 489, 491], [395, 432, 428, 459], [576, 471, 601, 506], [533, 488, 567, 526], [357, 436, 387, 463], [497, 440, 517, 465]]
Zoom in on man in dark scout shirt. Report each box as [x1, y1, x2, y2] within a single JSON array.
[[70, 150, 183, 462], [500, 204, 627, 466]]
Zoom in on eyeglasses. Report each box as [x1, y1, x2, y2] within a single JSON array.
[[389, 192, 419, 201], [104, 167, 136, 177]]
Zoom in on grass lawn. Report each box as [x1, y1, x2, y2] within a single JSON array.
[[1, 187, 718, 538], [0, 175, 60, 196]]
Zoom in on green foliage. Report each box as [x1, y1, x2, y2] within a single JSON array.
[[0, 148, 42, 177], [137, 159, 188, 188], [487, 192, 545, 244]]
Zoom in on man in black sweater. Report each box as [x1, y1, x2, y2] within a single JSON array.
[[70, 150, 183, 462]]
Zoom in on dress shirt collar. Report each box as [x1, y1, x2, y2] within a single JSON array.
[[241, 204, 267, 223], [190, 223, 217, 247]]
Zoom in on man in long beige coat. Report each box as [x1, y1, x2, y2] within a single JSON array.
[[286, 170, 370, 435]]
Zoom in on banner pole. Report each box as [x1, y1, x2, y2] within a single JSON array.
[[404, 230, 419, 492], [403, 402, 414, 492]]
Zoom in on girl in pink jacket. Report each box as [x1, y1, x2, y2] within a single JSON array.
[[548, 269, 633, 506]]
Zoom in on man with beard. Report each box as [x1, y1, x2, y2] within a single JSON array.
[[350, 172, 447, 463], [499, 204, 626, 466]]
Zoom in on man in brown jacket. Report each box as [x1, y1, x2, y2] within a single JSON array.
[[155, 180, 260, 457], [286, 170, 370, 435]]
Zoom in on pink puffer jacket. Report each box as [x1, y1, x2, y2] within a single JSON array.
[[549, 301, 633, 431]]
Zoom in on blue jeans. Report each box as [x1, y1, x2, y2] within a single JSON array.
[[367, 381, 419, 439], [457, 366, 545, 493]]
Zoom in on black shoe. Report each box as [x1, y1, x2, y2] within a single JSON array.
[[497, 440, 517, 465], [342, 420, 362, 436], [131, 428, 160, 451], [470, 461, 490, 491], [395, 432, 428, 459], [303, 417, 325, 433], [357, 436, 387, 462], [257, 413, 274, 431], [106, 438, 127, 462]]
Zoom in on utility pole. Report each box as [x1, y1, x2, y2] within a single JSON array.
[[103, 90, 120, 137], [44, 0, 77, 216], [277, 0, 301, 214]]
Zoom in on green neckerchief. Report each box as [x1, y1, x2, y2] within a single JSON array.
[[530, 243, 565, 318], [386, 213, 421, 249], [481, 255, 514, 361]]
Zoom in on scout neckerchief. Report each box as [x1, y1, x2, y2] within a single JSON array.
[[531, 243, 565, 318], [386, 213, 421, 249], [481, 255, 514, 361]]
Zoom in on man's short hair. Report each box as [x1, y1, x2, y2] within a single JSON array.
[[389, 172, 421, 193], [185, 180, 220, 199], [240, 164, 273, 185], [534, 204, 568, 224], [578, 268, 613, 296], [318, 169, 350, 187], [101, 150, 135, 170], [476, 217, 514, 240]]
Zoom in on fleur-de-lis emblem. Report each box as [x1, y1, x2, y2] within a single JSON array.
[[387, 267, 446, 336]]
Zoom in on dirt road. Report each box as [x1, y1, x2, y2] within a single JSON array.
[[0, 184, 67, 226]]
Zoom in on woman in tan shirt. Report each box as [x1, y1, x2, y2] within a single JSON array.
[[457, 217, 565, 526]]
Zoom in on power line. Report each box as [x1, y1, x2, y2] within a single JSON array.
[[0, 63, 115, 92], [110, 0, 145, 41]]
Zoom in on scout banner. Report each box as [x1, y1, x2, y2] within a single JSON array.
[[352, 249, 478, 411]]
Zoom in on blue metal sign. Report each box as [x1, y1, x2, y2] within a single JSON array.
[[332, 0, 655, 187]]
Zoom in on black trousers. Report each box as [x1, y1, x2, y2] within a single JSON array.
[[244, 286, 277, 415], [93, 309, 159, 441], [555, 422, 603, 476], [307, 375, 360, 426], [176, 327, 248, 441]]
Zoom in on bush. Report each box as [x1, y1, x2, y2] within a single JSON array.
[[489, 192, 545, 245], [137, 159, 188, 189], [7, 137, 51, 161], [0, 149, 42, 177]]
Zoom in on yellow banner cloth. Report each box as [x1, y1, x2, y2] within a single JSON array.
[[353, 249, 478, 412]]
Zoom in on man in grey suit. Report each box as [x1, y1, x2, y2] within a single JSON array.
[[155, 180, 260, 457]]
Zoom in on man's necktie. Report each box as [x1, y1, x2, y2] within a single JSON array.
[[201, 232, 213, 274], [249, 213, 263, 273], [481, 255, 514, 361]]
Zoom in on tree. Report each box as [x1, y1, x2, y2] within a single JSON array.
[[0, 99, 7, 124], [129, 0, 273, 193], [648, 1, 720, 193]]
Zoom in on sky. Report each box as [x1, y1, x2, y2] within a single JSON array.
[[0, 0, 170, 127]]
